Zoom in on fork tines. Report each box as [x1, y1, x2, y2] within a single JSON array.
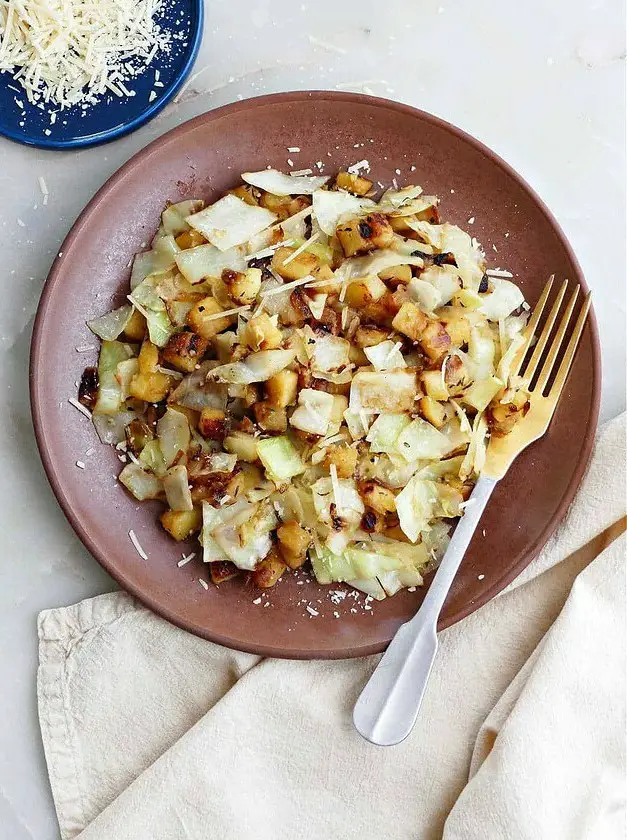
[[516, 276, 592, 401]]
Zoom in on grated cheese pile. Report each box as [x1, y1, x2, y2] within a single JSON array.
[[0, 0, 172, 108]]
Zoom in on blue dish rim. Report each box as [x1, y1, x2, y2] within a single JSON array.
[[0, 0, 204, 151]]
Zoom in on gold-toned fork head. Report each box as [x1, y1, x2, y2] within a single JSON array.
[[483, 276, 592, 480]]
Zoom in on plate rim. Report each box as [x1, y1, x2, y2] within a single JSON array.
[[29, 90, 601, 658], [0, 0, 203, 150]]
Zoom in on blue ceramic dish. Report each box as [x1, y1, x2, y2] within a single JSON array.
[[0, 0, 203, 150]]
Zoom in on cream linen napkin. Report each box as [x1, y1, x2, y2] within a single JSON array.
[[37, 414, 626, 840]]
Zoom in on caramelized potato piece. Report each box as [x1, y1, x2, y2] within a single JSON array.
[[251, 550, 287, 587], [123, 308, 147, 341], [224, 432, 259, 463], [359, 481, 397, 515], [277, 520, 311, 558], [160, 507, 202, 541], [391, 301, 429, 342], [419, 395, 446, 428], [265, 369, 298, 408], [323, 443, 357, 479], [419, 320, 451, 362], [444, 354, 471, 396], [487, 390, 530, 437], [253, 401, 288, 433], [421, 369, 449, 401], [209, 561, 240, 585], [175, 229, 206, 249], [187, 297, 235, 339], [222, 267, 262, 305], [244, 312, 283, 351], [129, 371, 173, 402], [378, 264, 412, 287], [138, 339, 160, 374], [198, 407, 227, 440], [228, 184, 260, 206], [335, 170, 373, 196], [162, 331, 209, 373], [353, 325, 389, 348], [272, 245, 320, 280], [344, 275, 388, 308], [336, 213, 394, 257]]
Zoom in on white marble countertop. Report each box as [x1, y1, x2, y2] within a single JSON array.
[[0, 1, 624, 836]]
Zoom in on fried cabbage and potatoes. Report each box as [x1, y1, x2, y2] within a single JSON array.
[[79, 168, 530, 600]]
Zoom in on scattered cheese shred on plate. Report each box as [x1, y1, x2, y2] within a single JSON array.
[[128, 529, 148, 560]]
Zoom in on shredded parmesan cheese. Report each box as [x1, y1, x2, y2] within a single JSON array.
[[486, 268, 514, 279], [204, 304, 251, 320], [281, 232, 321, 266], [129, 529, 147, 560], [0, 0, 174, 109], [261, 274, 315, 297], [68, 397, 91, 418]]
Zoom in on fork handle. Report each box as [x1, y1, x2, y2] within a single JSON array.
[[353, 475, 498, 746]]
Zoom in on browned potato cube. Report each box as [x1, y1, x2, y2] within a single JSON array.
[[391, 301, 429, 341], [259, 191, 294, 220], [253, 401, 288, 433], [209, 560, 240, 584], [336, 213, 395, 257], [160, 507, 202, 541], [228, 185, 260, 206], [358, 481, 397, 515], [439, 311, 471, 346], [138, 339, 160, 374], [175, 229, 207, 249], [419, 395, 446, 428], [227, 464, 264, 500], [222, 266, 262, 305], [129, 371, 173, 403], [379, 264, 412, 287], [198, 407, 227, 440], [487, 390, 530, 437], [354, 325, 389, 348], [272, 245, 320, 280], [277, 520, 311, 556], [444, 354, 471, 396], [414, 204, 440, 224], [187, 297, 235, 339], [123, 308, 147, 341], [161, 331, 209, 373], [389, 215, 419, 236], [323, 443, 358, 479], [421, 370, 449, 401], [224, 432, 259, 462], [335, 171, 374, 196], [344, 275, 388, 308], [251, 551, 287, 588], [244, 313, 283, 351], [419, 320, 451, 362], [265, 369, 298, 408], [361, 509, 384, 533]]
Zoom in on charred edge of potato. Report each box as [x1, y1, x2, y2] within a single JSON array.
[[209, 560, 241, 584], [336, 213, 395, 257], [161, 331, 209, 373]]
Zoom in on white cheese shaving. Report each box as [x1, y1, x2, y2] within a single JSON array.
[[260, 274, 315, 297], [204, 304, 251, 320], [281, 232, 321, 266], [129, 529, 147, 560], [68, 397, 91, 418], [486, 268, 514, 279], [287, 146, 301, 153], [198, 578, 209, 590], [289, 168, 313, 177], [177, 553, 196, 567]]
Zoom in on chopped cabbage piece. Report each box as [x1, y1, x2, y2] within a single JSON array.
[[366, 413, 411, 453], [139, 439, 168, 477], [161, 200, 204, 236], [157, 408, 190, 466], [119, 463, 163, 500], [364, 340, 406, 371], [257, 436, 305, 484], [312, 189, 376, 235], [210, 349, 296, 384], [175, 243, 247, 284], [163, 465, 193, 511], [290, 389, 335, 436], [395, 417, 450, 462], [186, 195, 276, 251], [242, 168, 330, 195], [480, 278, 524, 320], [87, 305, 133, 341], [94, 340, 135, 415], [350, 369, 418, 414], [396, 476, 439, 542]]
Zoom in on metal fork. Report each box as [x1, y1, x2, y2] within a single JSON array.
[[353, 276, 592, 746]]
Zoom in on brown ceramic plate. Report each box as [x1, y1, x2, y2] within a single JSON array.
[[30, 92, 600, 659]]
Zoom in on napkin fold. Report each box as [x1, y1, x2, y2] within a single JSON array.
[[37, 414, 626, 840]]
